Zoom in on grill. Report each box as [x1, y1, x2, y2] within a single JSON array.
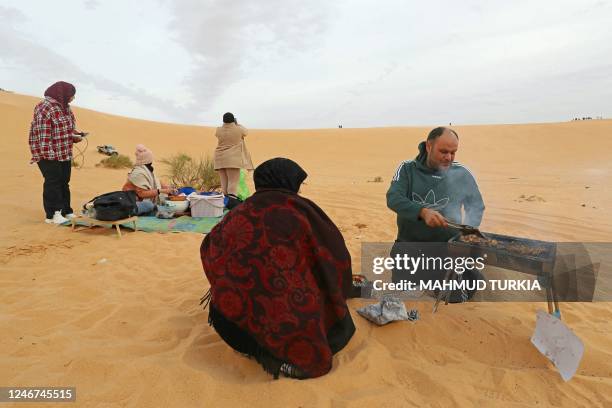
[[448, 232, 557, 277], [441, 232, 560, 315]]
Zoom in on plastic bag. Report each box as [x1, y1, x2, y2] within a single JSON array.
[[237, 169, 250, 201], [357, 296, 418, 326]]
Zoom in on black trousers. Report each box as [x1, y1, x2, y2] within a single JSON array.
[[37, 160, 73, 219]]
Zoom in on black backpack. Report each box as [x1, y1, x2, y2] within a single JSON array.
[[86, 191, 138, 221]]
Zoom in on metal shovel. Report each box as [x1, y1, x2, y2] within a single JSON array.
[[531, 310, 584, 381]]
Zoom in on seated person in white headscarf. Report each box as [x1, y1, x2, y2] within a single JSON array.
[[122, 144, 176, 215]]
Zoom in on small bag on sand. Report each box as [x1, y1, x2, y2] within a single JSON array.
[[85, 191, 138, 221], [357, 296, 418, 326]]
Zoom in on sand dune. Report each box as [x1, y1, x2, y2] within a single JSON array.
[[1, 91, 611, 407]]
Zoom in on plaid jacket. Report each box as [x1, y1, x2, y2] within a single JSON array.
[[29, 97, 76, 163]]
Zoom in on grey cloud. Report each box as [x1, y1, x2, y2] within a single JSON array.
[[166, 0, 333, 113], [1, 5, 26, 25], [0, 6, 188, 121], [1, 2, 335, 124], [84, 0, 100, 11]]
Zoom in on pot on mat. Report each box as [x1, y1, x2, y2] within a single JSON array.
[[164, 199, 189, 212]]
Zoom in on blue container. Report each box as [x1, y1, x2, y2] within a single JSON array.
[[178, 187, 196, 195]]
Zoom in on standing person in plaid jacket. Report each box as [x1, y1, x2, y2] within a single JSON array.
[[29, 81, 85, 224]]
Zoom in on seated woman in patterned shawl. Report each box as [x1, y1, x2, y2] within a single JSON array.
[[200, 157, 355, 379]]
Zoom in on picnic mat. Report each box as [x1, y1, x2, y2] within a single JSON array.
[[68, 215, 224, 234]]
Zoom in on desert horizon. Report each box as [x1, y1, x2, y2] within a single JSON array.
[[4, 87, 609, 129]]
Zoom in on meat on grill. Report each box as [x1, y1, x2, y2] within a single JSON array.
[[458, 234, 547, 257]]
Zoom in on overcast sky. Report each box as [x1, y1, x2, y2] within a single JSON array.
[[2, 0, 611, 128]]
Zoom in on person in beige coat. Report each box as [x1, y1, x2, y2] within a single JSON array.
[[214, 112, 254, 204]]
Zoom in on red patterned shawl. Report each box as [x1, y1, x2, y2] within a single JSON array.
[[200, 189, 355, 378]]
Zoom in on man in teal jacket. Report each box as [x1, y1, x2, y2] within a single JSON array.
[[386, 127, 485, 243], [386, 127, 485, 300]]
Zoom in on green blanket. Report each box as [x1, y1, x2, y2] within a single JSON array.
[[127, 215, 224, 233], [70, 215, 224, 234]]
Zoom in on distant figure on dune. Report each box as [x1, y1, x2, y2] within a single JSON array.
[[386, 127, 486, 301], [29, 81, 86, 224], [122, 145, 177, 215], [214, 112, 253, 209], [200, 158, 355, 379]]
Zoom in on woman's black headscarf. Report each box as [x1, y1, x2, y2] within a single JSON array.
[[253, 158, 308, 193]]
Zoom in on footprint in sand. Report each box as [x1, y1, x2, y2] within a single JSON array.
[[2, 240, 75, 263], [509, 316, 522, 326], [516, 194, 546, 203]]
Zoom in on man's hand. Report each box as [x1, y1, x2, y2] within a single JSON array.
[[419, 208, 448, 228]]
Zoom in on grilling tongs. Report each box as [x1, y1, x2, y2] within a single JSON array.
[[446, 220, 487, 239]]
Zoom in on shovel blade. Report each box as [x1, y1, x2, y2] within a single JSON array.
[[531, 309, 584, 381]]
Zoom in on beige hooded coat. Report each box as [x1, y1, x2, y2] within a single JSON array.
[[213, 123, 254, 170]]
